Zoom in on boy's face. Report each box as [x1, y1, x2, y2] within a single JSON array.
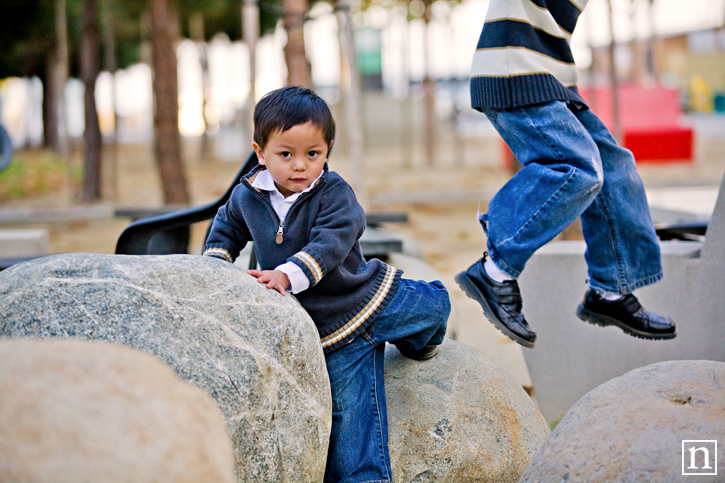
[[253, 122, 331, 198]]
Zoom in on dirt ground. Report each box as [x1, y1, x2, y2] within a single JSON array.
[[3, 118, 724, 390]]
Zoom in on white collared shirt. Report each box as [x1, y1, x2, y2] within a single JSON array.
[[251, 169, 322, 294]]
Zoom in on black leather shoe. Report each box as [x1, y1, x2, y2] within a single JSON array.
[[394, 341, 440, 361], [454, 255, 536, 348], [576, 290, 676, 340]]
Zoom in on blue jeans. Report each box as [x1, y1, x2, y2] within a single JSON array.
[[323, 278, 450, 483], [481, 101, 662, 294]]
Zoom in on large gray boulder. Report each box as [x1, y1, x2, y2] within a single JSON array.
[[520, 360, 725, 482], [0, 338, 235, 483], [386, 339, 550, 482], [0, 253, 331, 483]]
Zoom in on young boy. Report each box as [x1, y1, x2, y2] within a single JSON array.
[[203, 86, 450, 482], [455, 0, 675, 348]]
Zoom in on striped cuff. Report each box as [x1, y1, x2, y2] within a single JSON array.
[[203, 247, 233, 263], [292, 251, 324, 285]]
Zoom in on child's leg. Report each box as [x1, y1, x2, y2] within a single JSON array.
[[367, 278, 450, 351], [324, 334, 391, 483], [573, 108, 663, 294], [479, 101, 604, 278], [322, 279, 449, 482]]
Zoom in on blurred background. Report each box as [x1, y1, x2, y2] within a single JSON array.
[[1, 0, 724, 389], [1, 0, 724, 204]]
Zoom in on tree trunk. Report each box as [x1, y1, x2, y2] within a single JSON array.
[[80, 0, 103, 201], [43, 56, 59, 151], [337, 0, 367, 206], [150, 0, 190, 204], [282, 0, 310, 87], [242, 0, 259, 146], [422, 7, 436, 166], [190, 12, 211, 162], [101, 0, 119, 198], [45, 0, 70, 158]]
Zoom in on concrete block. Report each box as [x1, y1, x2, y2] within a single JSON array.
[[519, 174, 725, 422], [518, 240, 723, 421], [0, 229, 48, 257]]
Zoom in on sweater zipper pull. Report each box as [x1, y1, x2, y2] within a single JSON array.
[[275, 220, 284, 244]]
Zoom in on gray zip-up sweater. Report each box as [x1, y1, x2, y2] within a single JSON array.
[[203, 164, 402, 354]]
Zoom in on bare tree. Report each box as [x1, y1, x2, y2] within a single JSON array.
[[421, 1, 436, 166], [46, 0, 69, 156], [337, 0, 367, 206], [80, 0, 103, 201], [101, 0, 119, 198], [282, 0, 311, 86], [150, 0, 190, 205], [242, 0, 259, 144], [190, 12, 212, 162]]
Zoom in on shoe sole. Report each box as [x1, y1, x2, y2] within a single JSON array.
[[396, 345, 439, 361], [576, 304, 677, 340], [454, 271, 535, 348]]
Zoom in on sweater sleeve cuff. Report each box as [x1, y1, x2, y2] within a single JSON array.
[[203, 246, 234, 263], [290, 250, 325, 287]]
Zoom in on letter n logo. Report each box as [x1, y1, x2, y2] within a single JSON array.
[[682, 440, 717, 476]]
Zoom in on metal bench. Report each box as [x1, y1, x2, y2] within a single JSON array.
[[115, 151, 407, 266], [654, 221, 708, 242]]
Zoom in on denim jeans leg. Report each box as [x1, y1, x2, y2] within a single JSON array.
[[367, 278, 451, 350], [573, 108, 663, 293], [480, 102, 604, 278], [323, 278, 449, 482], [324, 334, 391, 483]]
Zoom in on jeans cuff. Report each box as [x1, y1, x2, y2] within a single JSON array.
[[588, 271, 664, 295], [486, 247, 521, 279]]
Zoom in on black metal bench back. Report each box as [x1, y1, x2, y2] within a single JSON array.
[[115, 151, 259, 255]]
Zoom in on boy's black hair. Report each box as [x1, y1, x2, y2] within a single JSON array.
[[253, 86, 335, 151]]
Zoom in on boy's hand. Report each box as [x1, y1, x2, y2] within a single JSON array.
[[247, 269, 290, 296]]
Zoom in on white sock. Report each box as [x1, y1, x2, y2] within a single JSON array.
[[484, 258, 514, 283], [595, 289, 624, 301]]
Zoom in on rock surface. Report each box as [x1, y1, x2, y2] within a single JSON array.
[[386, 338, 550, 482], [0, 253, 331, 483], [0, 338, 235, 483], [520, 360, 725, 483]]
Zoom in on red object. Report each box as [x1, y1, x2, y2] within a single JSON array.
[[581, 85, 694, 164], [499, 85, 694, 167], [624, 128, 694, 164], [501, 138, 516, 171]]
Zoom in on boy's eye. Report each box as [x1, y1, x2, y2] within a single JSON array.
[[280, 152, 292, 158], [308, 151, 319, 157]]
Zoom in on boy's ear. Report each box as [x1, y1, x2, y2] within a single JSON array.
[[252, 143, 265, 165]]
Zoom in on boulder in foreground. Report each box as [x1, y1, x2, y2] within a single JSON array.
[[386, 338, 550, 482], [0, 253, 331, 483], [0, 338, 235, 483], [520, 360, 725, 482]]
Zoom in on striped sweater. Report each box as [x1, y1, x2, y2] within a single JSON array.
[[470, 0, 589, 109], [203, 164, 402, 354]]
